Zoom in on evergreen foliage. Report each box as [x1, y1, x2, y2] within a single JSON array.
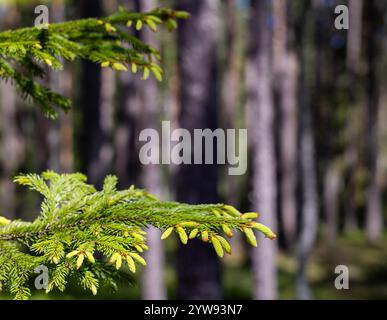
[[0, 7, 189, 118], [0, 172, 275, 299]]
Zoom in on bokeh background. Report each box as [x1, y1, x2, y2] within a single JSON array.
[[0, 0, 387, 299]]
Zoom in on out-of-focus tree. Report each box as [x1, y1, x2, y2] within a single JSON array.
[[364, 0, 383, 243], [0, 76, 18, 219], [221, 0, 240, 207], [0, 2, 22, 220], [246, 0, 278, 300], [78, 0, 111, 187], [347, 0, 363, 75], [294, 0, 318, 300], [343, 0, 363, 233], [134, 0, 167, 301], [273, 0, 299, 248], [175, 0, 222, 299]]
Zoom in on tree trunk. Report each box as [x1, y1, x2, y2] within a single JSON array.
[[323, 162, 341, 242], [347, 0, 363, 75], [115, 73, 142, 187], [364, 0, 383, 243], [79, 0, 110, 187], [50, 0, 73, 172], [343, 112, 360, 233], [273, 0, 299, 247], [0, 80, 19, 219], [296, 82, 318, 300], [136, 0, 167, 300], [222, 0, 240, 208], [296, 1, 318, 301], [343, 0, 363, 233], [175, 0, 221, 300], [114, 0, 141, 188], [220, 0, 245, 262], [0, 4, 20, 220], [246, 0, 278, 300]]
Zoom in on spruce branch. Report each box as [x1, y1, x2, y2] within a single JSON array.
[[0, 171, 276, 299], [0, 7, 189, 118]]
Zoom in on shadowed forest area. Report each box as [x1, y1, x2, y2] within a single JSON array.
[[0, 0, 387, 299]]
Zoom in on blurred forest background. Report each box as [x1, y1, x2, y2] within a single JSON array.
[[0, 0, 387, 299]]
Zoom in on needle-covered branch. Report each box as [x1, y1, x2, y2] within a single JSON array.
[[0, 171, 276, 299], [0, 7, 189, 118]]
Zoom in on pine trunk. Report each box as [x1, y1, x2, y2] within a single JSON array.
[[364, 0, 383, 243], [246, 0, 278, 300], [79, 0, 110, 187], [323, 163, 340, 242], [296, 2, 318, 300], [222, 0, 240, 208], [136, 0, 167, 300], [175, 0, 222, 299], [0, 4, 19, 220], [273, 0, 299, 247], [0, 80, 18, 219]]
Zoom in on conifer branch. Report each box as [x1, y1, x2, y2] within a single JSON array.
[[0, 171, 276, 299], [0, 7, 189, 118]]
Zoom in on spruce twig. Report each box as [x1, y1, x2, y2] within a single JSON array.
[[0, 172, 275, 299]]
